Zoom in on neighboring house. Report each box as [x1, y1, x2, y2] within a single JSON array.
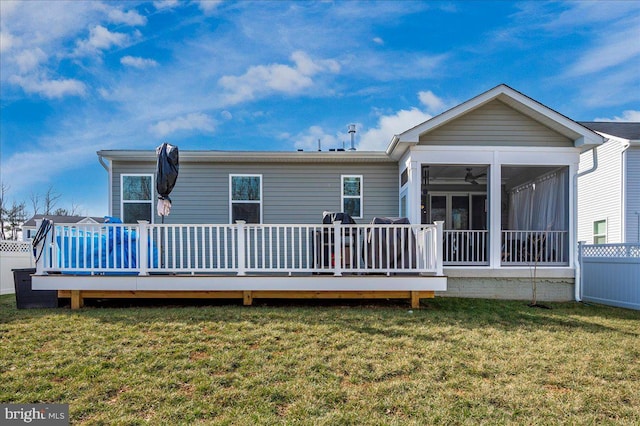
[[577, 122, 640, 244], [88, 84, 602, 302], [22, 215, 106, 241]]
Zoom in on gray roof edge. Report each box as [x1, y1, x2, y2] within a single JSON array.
[[97, 150, 395, 163]]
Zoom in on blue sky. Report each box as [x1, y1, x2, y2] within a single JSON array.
[[1, 0, 639, 218]]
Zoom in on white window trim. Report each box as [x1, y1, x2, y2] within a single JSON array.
[[120, 173, 154, 224], [593, 219, 607, 244], [341, 174, 363, 219], [229, 174, 263, 224]]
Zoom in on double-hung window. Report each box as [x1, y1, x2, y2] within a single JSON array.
[[341, 175, 362, 219], [230, 174, 262, 223], [593, 219, 607, 244], [121, 174, 153, 223]]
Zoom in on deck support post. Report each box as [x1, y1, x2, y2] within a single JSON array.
[[410, 291, 420, 309], [243, 291, 253, 306], [71, 291, 84, 309]]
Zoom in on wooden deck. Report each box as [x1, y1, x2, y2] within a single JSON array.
[[35, 274, 446, 309]]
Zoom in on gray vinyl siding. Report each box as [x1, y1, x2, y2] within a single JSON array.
[[111, 160, 399, 225], [419, 100, 574, 147], [577, 140, 624, 243], [625, 146, 640, 243]]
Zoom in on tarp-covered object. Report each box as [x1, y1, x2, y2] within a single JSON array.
[[57, 221, 158, 273], [366, 217, 416, 269], [156, 142, 179, 217]]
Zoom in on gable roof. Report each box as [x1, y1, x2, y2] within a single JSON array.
[[23, 215, 106, 227], [387, 84, 604, 159], [578, 122, 640, 141]]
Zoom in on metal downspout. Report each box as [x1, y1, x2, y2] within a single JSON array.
[[574, 145, 601, 301]]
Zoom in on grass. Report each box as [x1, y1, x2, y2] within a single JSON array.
[[1, 294, 639, 425]]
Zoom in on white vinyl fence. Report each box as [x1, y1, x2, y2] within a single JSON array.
[[579, 242, 640, 310], [0, 240, 33, 295]]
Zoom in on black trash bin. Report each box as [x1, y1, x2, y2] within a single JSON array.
[[13, 268, 58, 309]]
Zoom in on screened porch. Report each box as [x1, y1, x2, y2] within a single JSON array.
[[419, 165, 570, 267]]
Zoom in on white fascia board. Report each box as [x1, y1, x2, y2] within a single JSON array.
[[408, 145, 579, 166]]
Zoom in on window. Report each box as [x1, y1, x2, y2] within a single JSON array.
[[593, 220, 607, 244], [230, 174, 262, 223], [341, 175, 362, 218], [121, 174, 153, 223], [400, 189, 408, 218]]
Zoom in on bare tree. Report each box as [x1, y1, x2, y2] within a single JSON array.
[[6, 201, 26, 240], [30, 191, 42, 216], [43, 186, 62, 215]]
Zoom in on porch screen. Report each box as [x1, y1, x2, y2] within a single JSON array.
[[508, 168, 568, 231]]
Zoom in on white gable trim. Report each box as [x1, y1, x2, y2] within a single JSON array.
[[387, 84, 604, 160]]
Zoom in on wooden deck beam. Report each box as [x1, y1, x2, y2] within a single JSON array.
[[56, 290, 436, 309]]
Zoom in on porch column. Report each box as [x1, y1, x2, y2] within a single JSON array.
[[408, 160, 420, 225], [489, 157, 502, 268]]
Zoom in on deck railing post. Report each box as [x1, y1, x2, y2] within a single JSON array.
[[333, 220, 342, 276], [236, 220, 247, 276], [434, 221, 444, 276], [33, 219, 47, 276], [137, 221, 149, 276]]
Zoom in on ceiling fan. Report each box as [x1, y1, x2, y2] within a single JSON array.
[[464, 168, 486, 185]]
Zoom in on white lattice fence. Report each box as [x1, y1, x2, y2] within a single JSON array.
[[1, 240, 34, 295], [582, 244, 640, 258], [0, 240, 31, 253]]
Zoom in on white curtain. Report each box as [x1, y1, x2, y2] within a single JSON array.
[[508, 169, 568, 231]]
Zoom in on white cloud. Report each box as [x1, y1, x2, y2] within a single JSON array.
[[372, 37, 384, 45], [106, 7, 147, 26], [566, 16, 640, 77], [120, 55, 158, 69], [418, 90, 446, 114], [197, 0, 224, 14], [14, 48, 46, 73], [0, 31, 16, 52], [218, 51, 340, 105], [9, 75, 86, 98], [75, 25, 128, 55], [594, 110, 640, 122], [358, 108, 432, 151], [149, 113, 216, 137], [290, 125, 342, 151], [154, 0, 180, 10]]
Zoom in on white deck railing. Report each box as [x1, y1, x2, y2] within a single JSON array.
[[443, 230, 488, 265], [501, 230, 568, 265], [34, 220, 444, 276]]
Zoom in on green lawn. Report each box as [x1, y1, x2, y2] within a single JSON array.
[[1, 294, 639, 425]]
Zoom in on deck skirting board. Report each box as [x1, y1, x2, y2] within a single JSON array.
[[34, 275, 447, 292]]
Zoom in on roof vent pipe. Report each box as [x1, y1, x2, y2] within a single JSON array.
[[318, 138, 321, 151], [348, 124, 356, 151]]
